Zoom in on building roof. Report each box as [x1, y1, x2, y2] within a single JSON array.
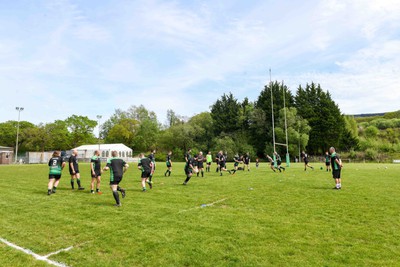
[[73, 143, 132, 151], [0, 146, 13, 151]]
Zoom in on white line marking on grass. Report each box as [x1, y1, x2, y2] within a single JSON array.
[[0, 237, 71, 267], [178, 198, 227, 213]]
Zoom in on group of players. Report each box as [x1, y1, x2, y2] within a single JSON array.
[[47, 146, 343, 207]]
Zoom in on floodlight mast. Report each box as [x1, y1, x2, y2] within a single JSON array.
[[15, 107, 24, 163], [282, 80, 290, 167], [96, 115, 102, 151]]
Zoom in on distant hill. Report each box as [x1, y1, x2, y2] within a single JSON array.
[[352, 112, 386, 118]]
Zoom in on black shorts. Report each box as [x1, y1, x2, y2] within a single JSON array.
[[141, 171, 151, 179], [69, 170, 80, 175], [304, 160, 309, 164], [207, 162, 212, 166], [166, 162, 171, 167], [332, 169, 341, 179], [198, 162, 204, 168], [219, 163, 226, 168], [185, 168, 192, 175], [49, 174, 61, 180], [325, 162, 330, 166], [110, 176, 122, 185], [244, 161, 250, 165], [91, 171, 101, 178], [277, 160, 282, 165]]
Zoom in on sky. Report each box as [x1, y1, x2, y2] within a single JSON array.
[[1, 0, 399, 127]]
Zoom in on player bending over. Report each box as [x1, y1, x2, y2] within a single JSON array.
[[47, 151, 66, 195], [103, 151, 128, 207]]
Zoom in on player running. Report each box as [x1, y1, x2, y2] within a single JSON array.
[[138, 153, 154, 192], [266, 155, 276, 172], [215, 151, 220, 172], [255, 158, 259, 168], [103, 151, 128, 207], [206, 152, 212, 172], [274, 152, 286, 172], [301, 151, 314, 171], [90, 150, 102, 194], [325, 151, 331, 172], [330, 147, 343, 189], [230, 154, 241, 174], [164, 151, 172, 177], [47, 151, 66, 195], [218, 151, 231, 176], [69, 149, 84, 190], [197, 151, 205, 177]]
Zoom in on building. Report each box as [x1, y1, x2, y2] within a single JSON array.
[[73, 143, 133, 160], [0, 146, 14, 164]]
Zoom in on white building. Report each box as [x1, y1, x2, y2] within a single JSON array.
[[73, 143, 133, 160]]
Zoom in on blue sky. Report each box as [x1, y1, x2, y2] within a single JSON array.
[[1, 0, 399, 127]]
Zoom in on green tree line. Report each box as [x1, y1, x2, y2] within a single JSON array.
[[1, 82, 366, 160]]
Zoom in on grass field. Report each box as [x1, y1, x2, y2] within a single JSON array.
[[0, 161, 399, 267]]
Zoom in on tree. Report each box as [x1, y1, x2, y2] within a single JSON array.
[[188, 112, 214, 151], [105, 118, 139, 146], [65, 115, 97, 147], [295, 83, 345, 154], [210, 93, 241, 136], [0, 121, 35, 152], [166, 109, 184, 128]]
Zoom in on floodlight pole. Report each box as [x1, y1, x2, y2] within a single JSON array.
[[15, 107, 24, 163], [96, 115, 102, 151], [270, 69, 276, 153]]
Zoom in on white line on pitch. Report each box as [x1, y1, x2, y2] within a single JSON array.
[[44, 246, 74, 258], [0, 237, 71, 267], [178, 198, 227, 213]]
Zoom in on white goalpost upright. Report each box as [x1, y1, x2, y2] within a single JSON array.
[[269, 70, 290, 167]]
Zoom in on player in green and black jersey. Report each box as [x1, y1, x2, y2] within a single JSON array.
[[330, 147, 343, 190], [266, 154, 276, 172], [274, 152, 285, 172], [215, 152, 221, 172], [183, 153, 195, 185], [90, 150, 102, 194], [103, 151, 129, 207], [164, 151, 172, 177], [139, 153, 154, 191], [69, 149, 84, 190], [230, 154, 241, 175], [47, 151, 66, 195], [325, 151, 331, 172]]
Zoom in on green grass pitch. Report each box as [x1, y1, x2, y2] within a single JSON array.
[[0, 162, 399, 266]]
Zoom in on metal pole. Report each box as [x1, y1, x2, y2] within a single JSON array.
[[270, 69, 276, 153], [96, 115, 102, 151], [15, 107, 24, 163]]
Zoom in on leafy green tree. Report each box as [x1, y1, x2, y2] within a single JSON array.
[[65, 115, 97, 148], [211, 93, 241, 136], [295, 82, 345, 154], [166, 109, 184, 128], [101, 109, 129, 138], [0, 121, 35, 152], [46, 120, 71, 150], [188, 112, 214, 151], [105, 118, 139, 146]]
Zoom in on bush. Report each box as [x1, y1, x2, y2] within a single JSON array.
[[365, 148, 378, 160]]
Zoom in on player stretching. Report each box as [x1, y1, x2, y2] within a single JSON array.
[[69, 149, 84, 190], [183, 151, 194, 185], [325, 151, 331, 172], [243, 153, 251, 171], [266, 155, 276, 172], [103, 151, 128, 207], [301, 151, 314, 171], [138, 153, 153, 191], [274, 152, 285, 172], [147, 150, 156, 188], [330, 147, 343, 189], [90, 150, 102, 194], [164, 151, 172, 177], [206, 152, 212, 172], [47, 151, 66, 195], [197, 151, 205, 177]]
